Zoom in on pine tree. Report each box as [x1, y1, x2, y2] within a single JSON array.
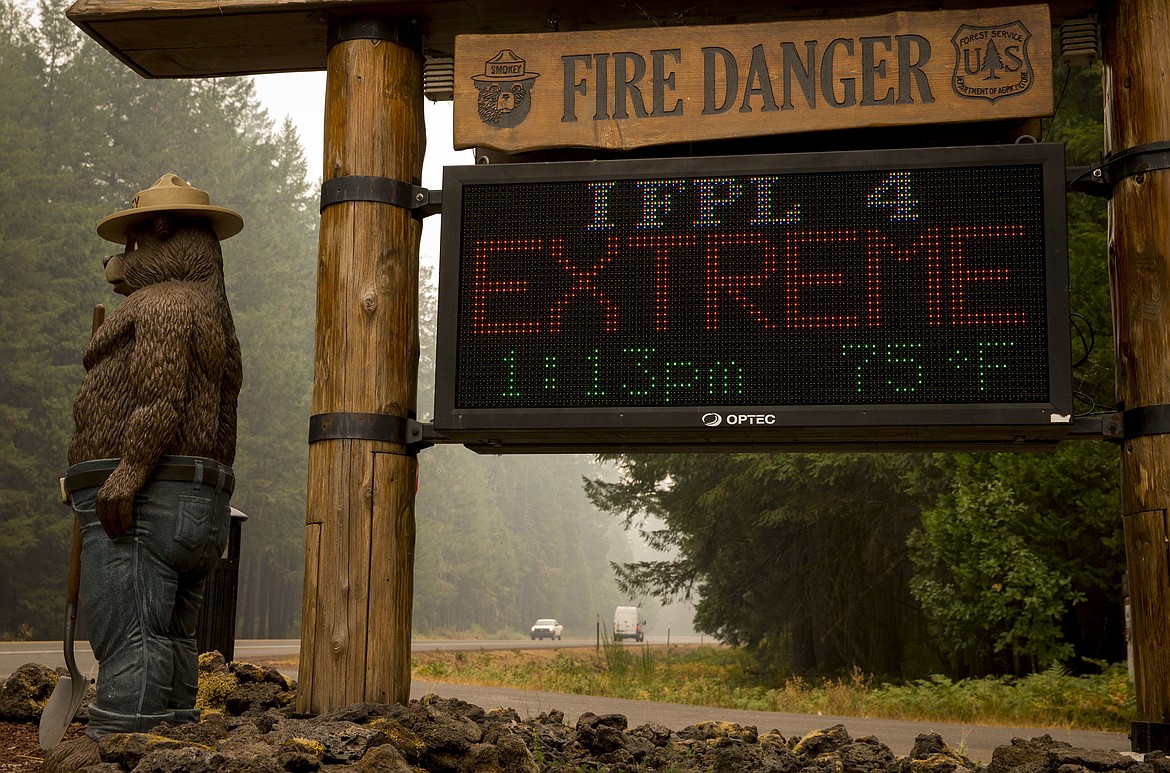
[[981, 40, 1006, 80], [0, 0, 318, 639]]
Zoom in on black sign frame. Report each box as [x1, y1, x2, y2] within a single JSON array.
[[434, 143, 1071, 452]]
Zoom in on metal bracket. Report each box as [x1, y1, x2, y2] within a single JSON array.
[[308, 412, 431, 452], [320, 175, 441, 218], [1070, 405, 1170, 442], [1067, 140, 1170, 198], [327, 15, 422, 50], [1065, 414, 1120, 441], [1120, 404, 1170, 441], [418, 422, 452, 449]]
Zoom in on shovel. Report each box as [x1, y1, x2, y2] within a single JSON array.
[[39, 303, 103, 750], [38, 518, 88, 749]]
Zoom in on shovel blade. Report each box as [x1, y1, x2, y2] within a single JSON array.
[[38, 673, 87, 749]]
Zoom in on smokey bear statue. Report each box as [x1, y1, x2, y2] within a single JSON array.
[[47, 174, 244, 770]]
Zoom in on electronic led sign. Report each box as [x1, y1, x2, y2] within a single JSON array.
[[434, 144, 1071, 452]]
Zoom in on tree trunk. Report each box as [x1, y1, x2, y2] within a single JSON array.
[[1102, 0, 1170, 750], [297, 16, 424, 714]]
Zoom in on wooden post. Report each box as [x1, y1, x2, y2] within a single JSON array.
[[1102, 0, 1170, 752], [298, 15, 424, 714]]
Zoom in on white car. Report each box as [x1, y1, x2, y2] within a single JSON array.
[[530, 618, 563, 640]]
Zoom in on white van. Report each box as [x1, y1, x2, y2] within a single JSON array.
[[613, 606, 644, 642]]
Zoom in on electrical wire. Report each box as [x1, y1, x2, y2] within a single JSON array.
[[1071, 311, 1094, 369], [1069, 313, 1113, 418], [1042, 68, 1074, 144]]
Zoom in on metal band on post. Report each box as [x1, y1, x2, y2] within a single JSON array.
[[308, 412, 428, 452], [319, 175, 441, 217], [1122, 404, 1170, 440], [1073, 405, 1170, 442], [1068, 140, 1170, 198], [327, 15, 422, 51]]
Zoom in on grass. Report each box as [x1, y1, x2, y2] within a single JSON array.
[[408, 644, 1135, 733], [411, 625, 529, 640]]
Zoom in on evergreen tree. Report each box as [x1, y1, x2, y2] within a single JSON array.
[[0, 0, 316, 639], [587, 53, 1117, 679], [0, 0, 671, 643], [587, 452, 937, 677], [908, 57, 1120, 676]]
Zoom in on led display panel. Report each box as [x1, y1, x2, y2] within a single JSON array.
[[434, 144, 1071, 452]]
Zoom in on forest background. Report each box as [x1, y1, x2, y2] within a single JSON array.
[[0, 0, 630, 646], [0, 0, 1123, 682]]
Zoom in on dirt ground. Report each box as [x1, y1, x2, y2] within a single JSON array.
[[0, 720, 86, 773]]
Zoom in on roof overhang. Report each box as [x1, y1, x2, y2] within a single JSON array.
[[67, 0, 1096, 79]]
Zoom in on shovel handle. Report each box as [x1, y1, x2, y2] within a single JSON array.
[[91, 303, 105, 338], [66, 519, 82, 606], [64, 303, 105, 606]]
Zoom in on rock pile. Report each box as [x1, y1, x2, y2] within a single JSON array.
[[0, 658, 1159, 773], [1, 662, 69, 723]]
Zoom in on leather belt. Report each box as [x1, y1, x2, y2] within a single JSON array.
[[63, 456, 235, 496]]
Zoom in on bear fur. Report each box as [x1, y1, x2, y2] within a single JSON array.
[[68, 213, 242, 538]]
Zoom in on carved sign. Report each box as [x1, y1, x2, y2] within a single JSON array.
[[454, 5, 1052, 153]]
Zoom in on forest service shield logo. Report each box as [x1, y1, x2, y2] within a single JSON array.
[[951, 21, 1034, 103]]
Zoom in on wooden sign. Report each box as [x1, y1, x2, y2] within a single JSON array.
[[454, 5, 1052, 153]]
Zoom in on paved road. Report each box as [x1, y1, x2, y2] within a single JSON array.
[[2, 639, 1129, 764], [0, 636, 700, 679]]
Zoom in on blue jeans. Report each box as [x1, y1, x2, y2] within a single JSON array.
[[67, 456, 232, 739]]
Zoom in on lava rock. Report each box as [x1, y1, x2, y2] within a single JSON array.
[[10, 658, 1138, 773], [0, 662, 58, 721]]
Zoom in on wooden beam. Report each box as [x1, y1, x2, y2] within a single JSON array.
[[67, 0, 1096, 79], [297, 15, 423, 714]]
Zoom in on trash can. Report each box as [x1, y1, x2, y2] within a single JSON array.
[[197, 507, 246, 662]]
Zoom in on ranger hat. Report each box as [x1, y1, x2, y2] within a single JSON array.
[[475, 50, 539, 81], [96, 174, 244, 244]]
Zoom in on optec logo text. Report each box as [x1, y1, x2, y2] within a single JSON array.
[[701, 413, 776, 427]]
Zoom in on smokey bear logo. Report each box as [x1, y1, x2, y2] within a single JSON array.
[[473, 50, 539, 128]]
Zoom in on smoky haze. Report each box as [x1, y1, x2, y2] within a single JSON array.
[[0, 0, 669, 644]]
